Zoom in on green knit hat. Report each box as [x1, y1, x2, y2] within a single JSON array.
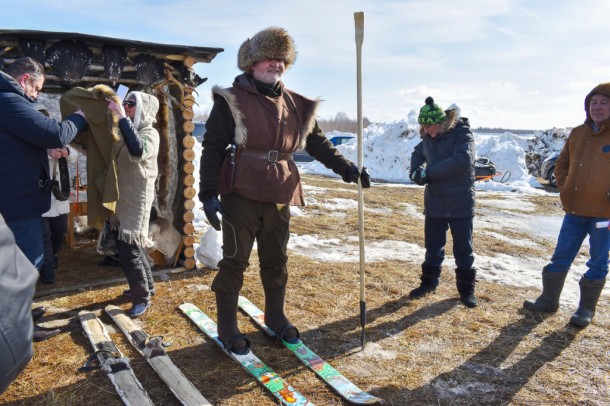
[[418, 96, 446, 125]]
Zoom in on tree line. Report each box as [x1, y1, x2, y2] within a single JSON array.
[[193, 112, 371, 134]]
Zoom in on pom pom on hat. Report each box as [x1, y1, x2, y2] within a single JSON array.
[[418, 96, 446, 125]]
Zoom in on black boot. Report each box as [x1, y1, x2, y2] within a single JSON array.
[[409, 264, 441, 299], [216, 292, 249, 354], [523, 267, 567, 313], [570, 277, 605, 327], [32, 306, 47, 322], [33, 324, 61, 342], [456, 268, 478, 308], [264, 285, 299, 343]]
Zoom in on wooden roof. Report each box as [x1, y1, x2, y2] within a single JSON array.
[[0, 29, 224, 92]]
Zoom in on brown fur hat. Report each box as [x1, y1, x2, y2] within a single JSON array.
[[237, 26, 297, 72]]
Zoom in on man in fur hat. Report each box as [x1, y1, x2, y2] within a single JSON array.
[[524, 83, 610, 327], [199, 26, 370, 354], [409, 97, 478, 308]]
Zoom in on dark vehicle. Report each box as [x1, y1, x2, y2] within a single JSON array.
[[293, 135, 355, 162], [541, 153, 558, 187], [193, 122, 206, 142]]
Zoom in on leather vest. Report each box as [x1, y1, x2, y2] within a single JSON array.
[[217, 75, 318, 206]]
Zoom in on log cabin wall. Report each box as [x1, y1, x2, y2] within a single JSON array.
[[0, 30, 223, 270]]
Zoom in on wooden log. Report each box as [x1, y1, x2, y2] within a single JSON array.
[[184, 246, 195, 258], [183, 174, 195, 187], [183, 235, 195, 247], [183, 223, 195, 235], [183, 161, 194, 174], [182, 94, 196, 108], [184, 199, 195, 211], [182, 135, 195, 149], [183, 121, 195, 133], [184, 258, 196, 270], [183, 149, 195, 161], [183, 211, 195, 223], [182, 109, 194, 120], [183, 187, 196, 200]]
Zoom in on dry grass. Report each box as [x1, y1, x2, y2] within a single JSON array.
[[1, 174, 608, 405]]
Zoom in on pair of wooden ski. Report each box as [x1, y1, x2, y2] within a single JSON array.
[[179, 299, 384, 405], [78, 307, 211, 406]]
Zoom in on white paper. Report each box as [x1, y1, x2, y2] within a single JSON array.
[[115, 84, 129, 101], [596, 221, 609, 229]]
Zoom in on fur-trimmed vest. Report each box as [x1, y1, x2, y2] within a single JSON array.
[[215, 74, 318, 205]]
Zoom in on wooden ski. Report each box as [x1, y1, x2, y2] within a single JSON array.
[[179, 302, 314, 406], [105, 305, 212, 406], [78, 310, 153, 406], [238, 296, 384, 405]]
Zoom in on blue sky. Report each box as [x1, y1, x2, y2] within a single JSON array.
[[3, 0, 610, 129]]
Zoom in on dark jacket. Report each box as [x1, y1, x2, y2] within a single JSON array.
[[0, 72, 87, 221], [410, 108, 476, 218], [199, 74, 353, 205]]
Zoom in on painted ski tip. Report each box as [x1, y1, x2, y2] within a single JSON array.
[[238, 296, 385, 405], [179, 302, 315, 406]]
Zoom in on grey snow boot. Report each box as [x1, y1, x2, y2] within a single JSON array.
[[264, 285, 299, 343], [409, 264, 441, 299], [570, 277, 605, 328], [216, 292, 249, 354], [523, 267, 567, 313], [456, 268, 478, 308]]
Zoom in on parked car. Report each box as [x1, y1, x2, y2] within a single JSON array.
[[293, 135, 355, 162], [541, 153, 558, 187], [193, 121, 206, 142]]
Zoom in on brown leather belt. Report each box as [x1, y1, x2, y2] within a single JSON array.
[[240, 149, 293, 163]]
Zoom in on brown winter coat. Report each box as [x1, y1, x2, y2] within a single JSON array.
[[555, 83, 610, 218]]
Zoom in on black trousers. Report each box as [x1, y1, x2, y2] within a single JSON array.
[[116, 239, 154, 304], [40, 214, 68, 281], [212, 193, 290, 293]]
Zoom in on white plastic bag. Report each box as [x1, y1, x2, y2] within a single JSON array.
[[196, 227, 223, 269]]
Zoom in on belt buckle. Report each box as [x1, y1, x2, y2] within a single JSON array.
[[267, 150, 279, 163]]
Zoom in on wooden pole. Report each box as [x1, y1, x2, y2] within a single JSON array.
[[354, 11, 366, 350]]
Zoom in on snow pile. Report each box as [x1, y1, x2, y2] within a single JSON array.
[[301, 120, 569, 193]]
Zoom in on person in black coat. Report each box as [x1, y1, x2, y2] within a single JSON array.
[[409, 97, 478, 307]]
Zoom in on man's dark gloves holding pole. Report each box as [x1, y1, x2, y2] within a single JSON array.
[[410, 166, 428, 186], [343, 165, 371, 188], [201, 191, 225, 231]]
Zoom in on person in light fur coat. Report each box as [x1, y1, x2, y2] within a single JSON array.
[[107, 91, 159, 318]]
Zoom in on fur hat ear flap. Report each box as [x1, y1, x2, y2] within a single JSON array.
[[237, 26, 297, 72]]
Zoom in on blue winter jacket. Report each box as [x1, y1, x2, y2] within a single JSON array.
[[0, 72, 87, 221], [410, 109, 476, 218]]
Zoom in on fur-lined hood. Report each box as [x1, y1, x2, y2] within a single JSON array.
[[584, 82, 610, 126], [419, 104, 461, 138]]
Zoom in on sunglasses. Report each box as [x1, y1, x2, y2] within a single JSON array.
[[122, 100, 136, 107]]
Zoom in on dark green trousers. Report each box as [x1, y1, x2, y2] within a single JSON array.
[[212, 193, 290, 293]]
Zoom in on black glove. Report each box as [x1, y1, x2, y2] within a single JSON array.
[[410, 166, 428, 186], [203, 196, 225, 231], [343, 165, 371, 188]]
